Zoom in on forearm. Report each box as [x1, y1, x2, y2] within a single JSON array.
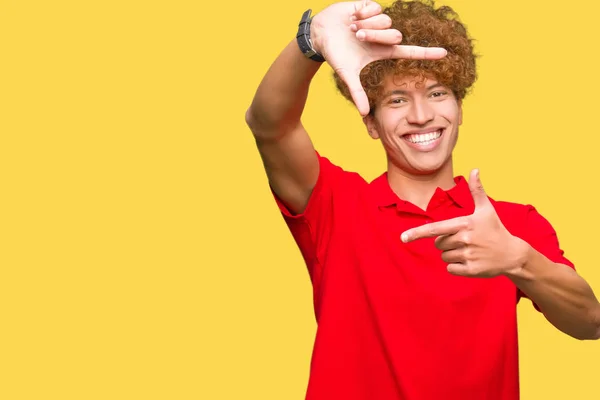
[[246, 39, 322, 138], [507, 243, 600, 340]]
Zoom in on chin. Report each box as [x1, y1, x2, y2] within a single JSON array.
[[409, 165, 446, 176], [391, 154, 452, 177]]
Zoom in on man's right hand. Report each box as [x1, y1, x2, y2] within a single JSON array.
[[310, 0, 447, 116]]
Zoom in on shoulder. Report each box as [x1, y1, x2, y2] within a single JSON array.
[[489, 198, 540, 221], [490, 199, 574, 269], [489, 199, 559, 240], [316, 152, 368, 187], [489, 199, 532, 215]]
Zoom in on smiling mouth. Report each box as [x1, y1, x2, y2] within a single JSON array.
[[402, 129, 443, 145]]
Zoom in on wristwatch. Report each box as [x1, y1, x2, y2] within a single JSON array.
[[296, 9, 326, 62]]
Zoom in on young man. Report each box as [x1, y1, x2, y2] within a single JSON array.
[[245, 1, 600, 399]]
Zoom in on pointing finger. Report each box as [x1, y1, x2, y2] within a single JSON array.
[[401, 217, 469, 243]]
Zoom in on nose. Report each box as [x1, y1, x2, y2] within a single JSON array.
[[406, 100, 434, 126]]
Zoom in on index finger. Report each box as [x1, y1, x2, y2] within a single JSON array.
[[401, 217, 468, 243], [389, 45, 448, 60]]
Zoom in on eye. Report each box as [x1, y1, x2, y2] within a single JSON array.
[[390, 98, 407, 104], [430, 91, 448, 98]]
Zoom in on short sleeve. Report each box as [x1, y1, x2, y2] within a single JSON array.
[[518, 205, 575, 310], [270, 152, 349, 287]]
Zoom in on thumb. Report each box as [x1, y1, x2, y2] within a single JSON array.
[[468, 168, 490, 209], [336, 67, 370, 116]]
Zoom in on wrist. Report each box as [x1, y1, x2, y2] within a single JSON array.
[[503, 237, 533, 280], [309, 14, 325, 56], [296, 9, 325, 62]]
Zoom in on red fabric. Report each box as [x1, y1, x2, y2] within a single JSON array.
[[272, 153, 575, 400]]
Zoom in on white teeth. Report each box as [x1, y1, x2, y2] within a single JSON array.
[[406, 130, 442, 144]]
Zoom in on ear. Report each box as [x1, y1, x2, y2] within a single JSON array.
[[458, 100, 463, 126], [362, 114, 380, 139]]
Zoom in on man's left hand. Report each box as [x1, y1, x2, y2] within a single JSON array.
[[400, 169, 529, 278]]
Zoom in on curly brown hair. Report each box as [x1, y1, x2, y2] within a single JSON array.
[[334, 0, 478, 114]]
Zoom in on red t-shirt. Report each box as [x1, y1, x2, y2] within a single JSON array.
[[272, 153, 576, 400]]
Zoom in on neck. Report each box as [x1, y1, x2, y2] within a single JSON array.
[[386, 157, 456, 210]]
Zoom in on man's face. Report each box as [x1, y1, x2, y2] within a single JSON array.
[[364, 75, 462, 176]]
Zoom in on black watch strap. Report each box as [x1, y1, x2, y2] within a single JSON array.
[[296, 9, 325, 63]]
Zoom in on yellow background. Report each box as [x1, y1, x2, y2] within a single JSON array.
[[1, 0, 599, 399]]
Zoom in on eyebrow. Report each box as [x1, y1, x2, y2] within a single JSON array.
[[382, 83, 444, 98]]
